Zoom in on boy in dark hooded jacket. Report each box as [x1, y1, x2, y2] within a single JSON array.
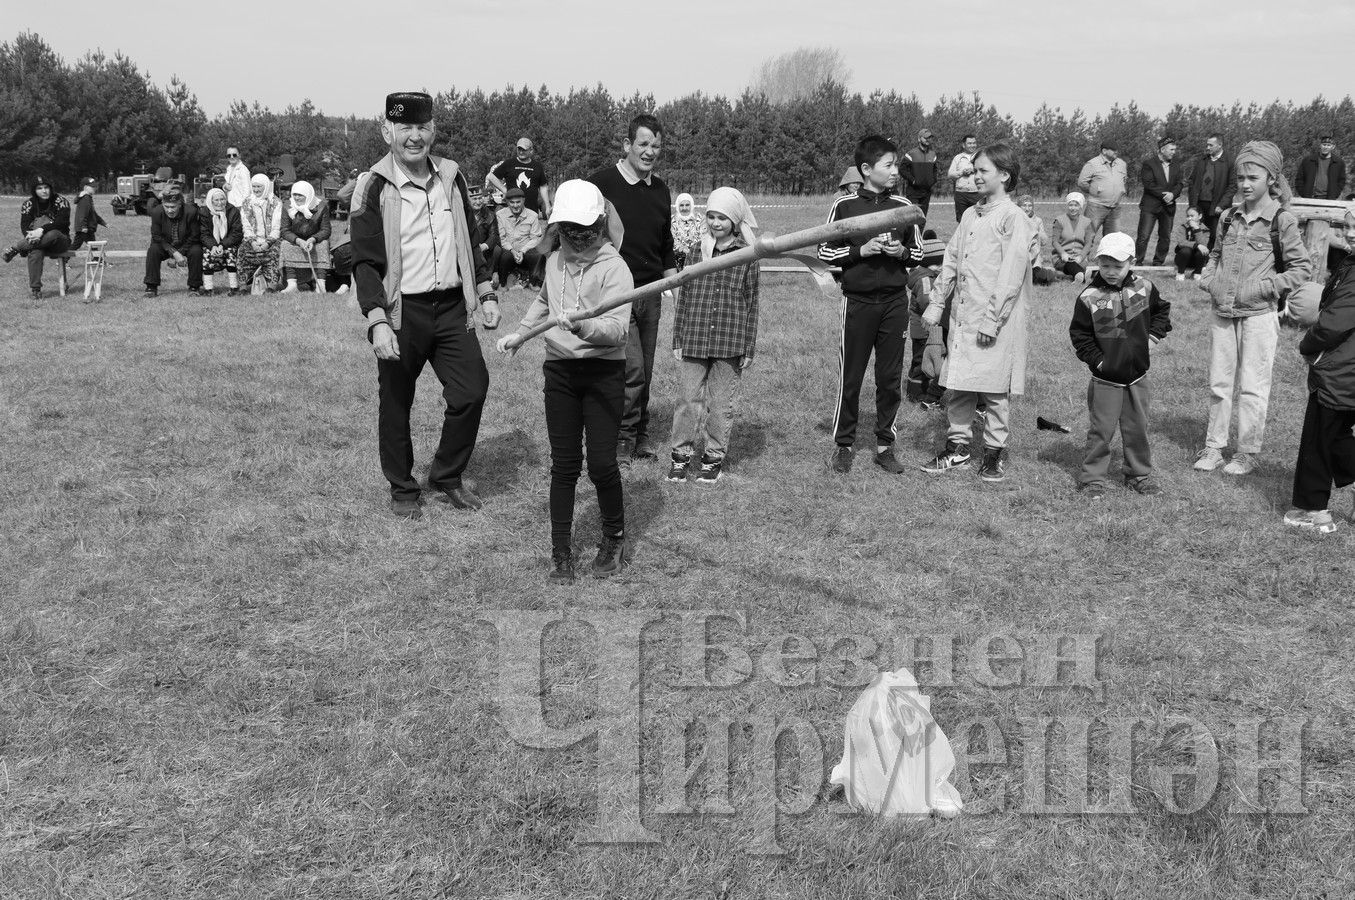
[[4, 176, 72, 298], [1284, 208, 1355, 534]]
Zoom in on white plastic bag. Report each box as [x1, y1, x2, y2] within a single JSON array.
[[829, 667, 963, 818]]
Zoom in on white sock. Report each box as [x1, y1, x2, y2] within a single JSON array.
[[228, 272, 238, 288], [876, 445, 890, 455], [202, 274, 214, 290]]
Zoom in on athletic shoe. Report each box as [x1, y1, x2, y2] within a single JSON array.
[[1074, 271, 1086, 283], [831, 445, 854, 474], [1223, 453, 1255, 476], [921, 441, 971, 474], [1192, 273, 1202, 281], [1175, 273, 1186, 282], [1283, 509, 1336, 534], [633, 438, 658, 460], [30, 288, 41, 300], [592, 534, 627, 577], [2, 246, 17, 263], [187, 287, 207, 297], [920, 399, 942, 412], [695, 454, 723, 484], [550, 549, 576, 582], [228, 288, 240, 297], [1126, 476, 1163, 496], [1193, 448, 1225, 471], [978, 446, 1006, 482], [143, 286, 158, 298], [1079, 483, 1106, 500], [874, 448, 907, 475], [666, 453, 691, 483]]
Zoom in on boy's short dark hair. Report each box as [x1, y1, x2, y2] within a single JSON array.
[[962, 133, 976, 144], [976, 142, 1020, 194], [854, 134, 899, 176], [628, 114, 663, 142], [1100, 138, 1117, 151]]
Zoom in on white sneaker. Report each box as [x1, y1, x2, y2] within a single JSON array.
[[1074, 272, 1086, 283], [1193, 448, 1226, 471], [1223, 453, 1255, 476], [1283, 509, 1336, 534], [336, 284, 349, 295], [1175, 273, 1186, 282], [1192, 273, 1202, 280]]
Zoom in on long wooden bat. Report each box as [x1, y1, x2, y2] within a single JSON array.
[[510, 203, 924, 345]]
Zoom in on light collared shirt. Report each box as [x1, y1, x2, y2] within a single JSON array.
[[616, 159, 651, 186], [496, 206, 543, 253], [393, 161, 459, 294]]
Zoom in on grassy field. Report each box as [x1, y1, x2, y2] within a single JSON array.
[[1, 194, 1353, 899]]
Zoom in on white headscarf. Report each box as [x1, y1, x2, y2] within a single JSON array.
[[1065, 191, 1086, 209], [248, 173, 273, 209], [700, 186, 759, 259], [205, 188, 228, 242], [675, 192, 696, 221], [289, 180, 318, 220]]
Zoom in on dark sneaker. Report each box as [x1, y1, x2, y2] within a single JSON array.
[[666, 453, 691, 483], [390, 498, 423, 520], [920, 399, 942, 412], [187, 287, 207, 297], [143, 286, 158, 298], [831, 445, 854, 474], [874, 448, 907, 475], [2, 246, 17, 263], [633, 438, 658, 460], [921, 441, 971, 474], [30, 288, 41, 300], [592, 534, 627, 578], [1079, 483, 1107, 500], [227, 287, 240, 297], [978, 447, 1006, 482], [550, 549, 576, 582], [695, 454, 723, 484], [1126, 476, 1163, 496]]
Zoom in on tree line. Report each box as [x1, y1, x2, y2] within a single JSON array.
[[3, 32, 1353, 198]]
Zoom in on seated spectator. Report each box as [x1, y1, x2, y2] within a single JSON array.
[[239, 174, 282, 293], [144, 188, 204, 298], [3, 176, 71, 299], [71, 177, 106, 251], [671, 192, 706, 271], [468, 185, 502, 285], [1051, 192, 1093, 282], [495, 187, 544, 289], [1173, 206, 1211, 281], [199, 188, 243, 295], [1017, 194, 1057, 285], [838, 165, 864, 197], [279, 180, 331, 293]]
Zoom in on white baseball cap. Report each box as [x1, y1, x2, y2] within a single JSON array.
[[1095, 232, 1135, 262], [549, 179, 605, 226]]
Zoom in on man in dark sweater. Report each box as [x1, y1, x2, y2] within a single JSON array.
[[588, 114, 677, 462], [1185, 134, 1234, 250], [1294, 135, 1347, 201], [144, 189, 204, 297]]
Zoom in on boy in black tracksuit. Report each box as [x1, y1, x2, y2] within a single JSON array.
[[819, 134, 923, 475], [1069, 233, 1172, 498]]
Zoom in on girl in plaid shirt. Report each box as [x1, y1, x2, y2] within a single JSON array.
[[667, 187, 760, 484]]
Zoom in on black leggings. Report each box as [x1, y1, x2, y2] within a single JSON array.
[[544, 358, 625, 551]]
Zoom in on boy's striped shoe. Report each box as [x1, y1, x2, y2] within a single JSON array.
[[921, 441, 971, 474], [1283, 509, 1337, 534], [666, 453, 691, 483]]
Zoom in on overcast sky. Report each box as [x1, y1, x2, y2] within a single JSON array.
[[17, 0, 1353, 124]]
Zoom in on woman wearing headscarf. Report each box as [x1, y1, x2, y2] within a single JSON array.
[[667, 186, 760, 485], [670, 193, 706, 271], [238, 173, 282, 293], [1193, 140, 1313, 477], [279, 180, 332, 293], [198, 188, 243, 295], [3, 176, 71, 299]]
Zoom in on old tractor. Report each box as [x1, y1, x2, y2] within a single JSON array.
[[111, 166, 184, 215]]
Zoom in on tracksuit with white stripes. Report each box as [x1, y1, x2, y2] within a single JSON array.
[[818, 188, 921, 449]]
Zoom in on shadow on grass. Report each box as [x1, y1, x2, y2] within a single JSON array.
[[729, 419, 770, 464], [472, 427, 541, 498], [1155, 413, 1206, 452]]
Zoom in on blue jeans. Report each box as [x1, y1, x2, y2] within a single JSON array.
[[620, 293, 662, 446]]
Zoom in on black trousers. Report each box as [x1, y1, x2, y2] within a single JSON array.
[[325, 244, 352, 292], [1057, 260, 1085, 279], [904, 188, 932, 216], [376, 291, 489, 500], [1198, 205, 1222, 251], [14, 231, 71, 291], [544, 358, 625, 551], [1135, 202, 1175, 265], [1174, 245, 1208, 275], [834, 293, 908, 447], [954, 191, 980, 223], [145, 242, 203, 289], [494, 246, 544, 285], [1291, 394, 1355, 511]]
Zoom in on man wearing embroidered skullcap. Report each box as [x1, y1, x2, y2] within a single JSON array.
[[350, 91, 502, 519]]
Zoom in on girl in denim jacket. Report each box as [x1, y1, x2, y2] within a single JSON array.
[[1193, 141, 1312, 476]]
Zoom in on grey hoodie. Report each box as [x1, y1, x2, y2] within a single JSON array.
[[516, 239, 633, 360]]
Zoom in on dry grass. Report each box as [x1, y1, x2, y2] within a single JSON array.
[[1, 196, 1353, 899]]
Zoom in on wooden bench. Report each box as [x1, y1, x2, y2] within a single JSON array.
[[54, 240, 109, 301]]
